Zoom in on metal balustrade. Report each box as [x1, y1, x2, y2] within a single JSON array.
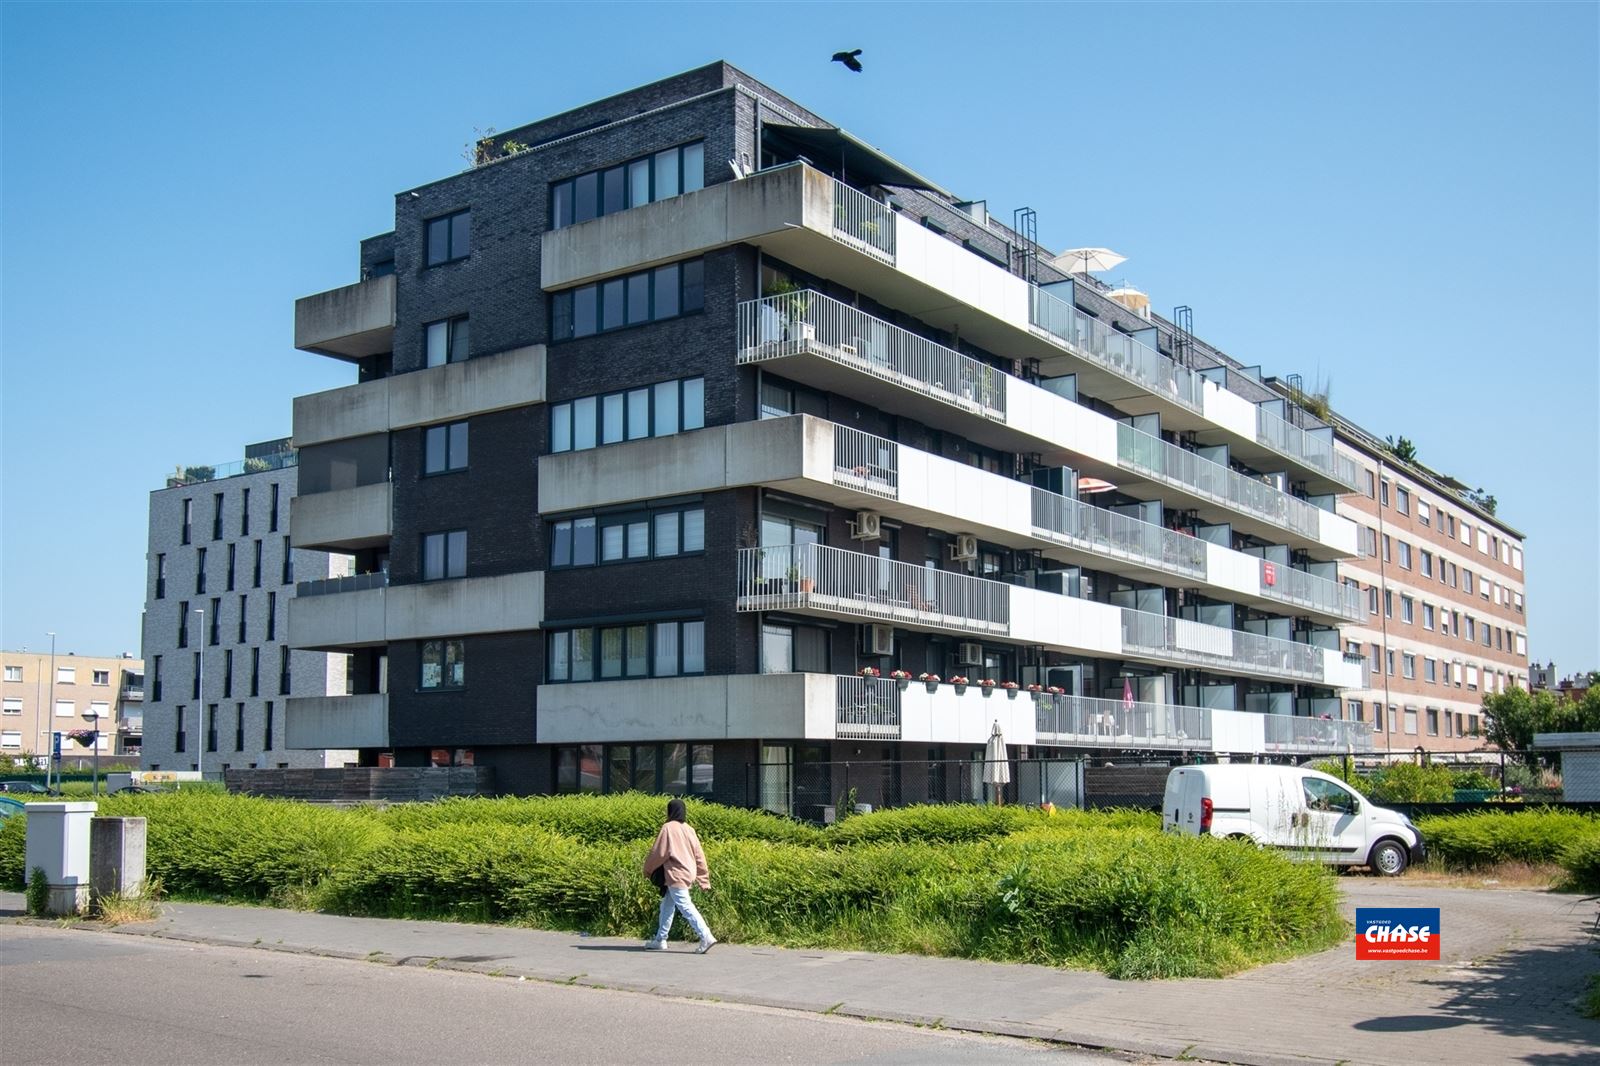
[[830, 178, 896, 262], [1028, 286, 1202, 411], [833, 425, 899, 498], [737, 291, 1007, 420], [1030, 487, 1206, 579], [835, 675, 902, 739], [1119, 607, 1327, 682], [1263, 713, 1375, 753], [1259, 559, 1364, 621], [296, 571, 388, 598], [1116, 422, 1324, 539], [1255, 406, 1363, 490], [737, 543, 1010, 636], [1034, 692, 1212, 749]]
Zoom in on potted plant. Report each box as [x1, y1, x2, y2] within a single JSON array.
[[763, 276, 813, 342], [950, 674, 970, 694], [919, 672, 941, 693], [1001, 680, 1020, 700], [1025, 683, 1044, 694], [859, 666, 881, 679], [978, 678, 997, 697], [1046, 685, 1065, 695], [890, 669, 912, 690]]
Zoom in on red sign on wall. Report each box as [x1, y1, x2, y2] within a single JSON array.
[[1263, 562, 1277, 586]]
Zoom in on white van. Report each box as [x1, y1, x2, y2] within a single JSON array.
[[1162, 764, 1426, 875]]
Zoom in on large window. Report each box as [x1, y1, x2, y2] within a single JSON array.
[[425, 209, 471, 266], [549, 141, 705, 230], [555, 741, 713, 796], [550, 376, 704, 452], [551, 504, 705, 567], [424, 422, 469, 474], [420, 639, 465, 690], [422, 531, 467, 581], [425, 315, 470, 367], [550, 259, 705, 341], [761, 623, 830, 674], [547, 620, 705, 682]]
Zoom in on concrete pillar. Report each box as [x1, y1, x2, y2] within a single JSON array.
[[91, 816, 148, 905], [23, 802, 97, 915]]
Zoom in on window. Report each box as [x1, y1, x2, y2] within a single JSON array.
[[212, 493, 225, 540], [549, 141, 705, 230], [226, 543, 237, 590], [420, 639, 465, 689], [1401, 595, 1413, 624], [1386, 650, 1395, 676], [279, 646, 291, 695], [547, 620, 704, 682], [1420, 550, 1433, 578], [282, 537, 293, 585], [237, 594, 248, 643], [178, 600, 190, 648], [1303, 777, 1358, 814], [1395, 487, 1410, 515], [209, 598, 221, 645], [223, 650, 233, 698], [175, 705, 187, 752], [1383, 590, 1393, 618], [0, 730, 20, 749], [760, 379, 796, 419], [1364, 470, 1375, 498], [3, 698, 21, 715], [235, 703, 245, 751], [55, 699, 75, 717], [266, 591, 277, 641], [551, 504, 706, 567], [57, 667, 76, 685], [253, 540, 263, 588], [425, 315, 470, 367], [240, 487, 250, 535], [1403, 707, 1418, 735], [1398, 542, 1412, 570], [549, 259, 705, 341], [1424, 658, 1437, 683], [1367, 586, 1378, 615], [1426, 708, 1439, 736], [269, 483, 280, 532], [1417, 500, 1430, 526], [422, 531, 467, 581], [761, 623, 830, 674], [1476, 528, 1488, 554], [550, 376, 705, 452], [1362, 527, 1377, 557], [181, 498, 194, 545], [196, 547, 208, 593], [425, 208, 471, 266], [1446, 514, 1456, 537], [1422, 603, 1434, 630], [151, 657, 162, 701], [206, 704, 218, 752], [156, 554, 167, 599], [1402, 653, 1416, 680], [1463, 569, 1474, 595], [1382, 535, 1391, 562], [1380, 480, 1390, 507], [424, 422, 469, 474], [264, 701, 274, 751], [1369, 644, 1381, 673], [3, 665, 20, 682], [92, 670, 110, 686]]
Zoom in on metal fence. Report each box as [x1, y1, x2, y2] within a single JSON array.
[[1030, 486, 1207, 579], [1034, 692, 1211, 750], [1119, 606, 1326, 682], [829, 178, 896, 262], [1254, 405, 1362, 490], [735, 757, 1087, 820], [832, 424, 899, 499], [1028, 286, 1202, 411], [296, 571, 388, 598], [1259, 557, 1364, 621]]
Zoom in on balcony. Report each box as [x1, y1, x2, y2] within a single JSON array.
[[1119, 607, 1325, 683], [736, 294, 1355, 558], [285, 693, 389, 749], [1029, 486, 1206, 580], [288, 570, 543, 651], [294, 274, 397, 361], [1028, 286, 1203, 412], [1258, 558, 1363, 622], [291, 482, 392, 552], [537, 673, 1373, 755], [1254, 406, 1363, 492], [164, 450, 298, 489]]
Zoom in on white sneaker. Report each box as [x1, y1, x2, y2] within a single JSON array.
[[643, 940, 666, 951], [695, 938, 718, 954]]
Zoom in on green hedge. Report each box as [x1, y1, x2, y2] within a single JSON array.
[[1415, 808, 1600, 868], [0, 792, 1339, 978]]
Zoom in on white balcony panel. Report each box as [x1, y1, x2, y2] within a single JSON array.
[[1202, 386, 1263, 446], [289, 571, 543, 651], [285, 694, 388, 749], [294, 275, 396, 360], [1210, 710, 1267, 753], [895, 680, 1038, 746], [1202, 541, 1262, 599], [1321, 647, 1366, 690], [290, 482, 392, 551], [294, 344, 547, 448], [1008, 587, 1124, 657], [536, 673, 832, 744], [888, 214, 1032, 332]]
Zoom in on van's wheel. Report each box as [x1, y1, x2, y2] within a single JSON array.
[[1369, 839, 1409, 877]]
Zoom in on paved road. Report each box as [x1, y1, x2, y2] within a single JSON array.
[[0, 923, 1129, 1066]]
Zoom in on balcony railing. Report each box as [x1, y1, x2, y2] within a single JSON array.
[[1034, 692, 1211, 749], [165, 451, 298, 489], [737, 543, 1010, 636], [1260, 560, 1363, 621], [737, 292, 1007, 420], [1120, 607, 1325, 681], [830, 179, 896, 263], [1256, 406, 1362, 490], [1116, 422, 1323, 539], [295, 571, 388, 598], [1028, 286, 1202, 412], [833, 425, 899, 499], [835, 675, 902, 739], [1263, 713, 1375, 753], [1030, 487, 1207, 580]]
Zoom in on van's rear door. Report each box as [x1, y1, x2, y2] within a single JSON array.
[[1163, 769, 1189, 833]]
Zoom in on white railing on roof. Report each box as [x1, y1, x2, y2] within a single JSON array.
[[830, 179, 896, 262]]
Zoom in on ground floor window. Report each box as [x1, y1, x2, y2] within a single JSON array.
[[760, 743, 792, 814], [555, 741, 712, 796]]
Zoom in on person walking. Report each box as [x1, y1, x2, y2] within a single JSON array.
[[642, 798, 717, 953]]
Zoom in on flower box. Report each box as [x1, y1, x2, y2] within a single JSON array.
[[859, 667, 881, 678]]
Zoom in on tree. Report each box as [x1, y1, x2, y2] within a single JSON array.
[[1466, 488, 1498, 515], [1384, 435, 1418, 464], [1481, 686, 1600, 766]]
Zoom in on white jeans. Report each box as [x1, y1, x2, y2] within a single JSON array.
[[655, 886, 713, 943]]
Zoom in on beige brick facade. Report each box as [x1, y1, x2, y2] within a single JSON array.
[[1, 650, 144, 765]]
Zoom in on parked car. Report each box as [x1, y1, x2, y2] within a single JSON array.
[[0, 796, 25, 819], [1162, 763, 1426, 875], [0, 781, 53, 794]]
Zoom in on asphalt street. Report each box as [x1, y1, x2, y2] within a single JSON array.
[[0, 923, 1138, 1066]]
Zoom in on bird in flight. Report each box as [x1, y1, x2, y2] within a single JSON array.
[[832, 49, 863, 73]]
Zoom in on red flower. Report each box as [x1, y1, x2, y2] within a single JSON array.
[[978, 679, 996, 688], [859, 667, 881, 677], [1000, 681, 1020, 690], [919, 673, 941, 683], [890, 670, 913, 680]]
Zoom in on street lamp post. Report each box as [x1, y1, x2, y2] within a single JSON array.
[[82, 707, 102, 795], [194, 607, 205, 781], [46, 632, 57, 792]]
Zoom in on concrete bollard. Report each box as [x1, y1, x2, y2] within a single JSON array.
[[23, 802, 97, 915], [91, 817, 148, 906]]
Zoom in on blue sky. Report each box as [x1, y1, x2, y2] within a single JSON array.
[[3, 2, 1596, 670]]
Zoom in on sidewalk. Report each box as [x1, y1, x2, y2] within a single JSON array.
[[4, 881, 1595, 1066]]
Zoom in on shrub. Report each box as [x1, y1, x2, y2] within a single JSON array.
[[376, 793, 820, 846], [1366, 762, 1455, 803], [1559, 835, 1600, 893], [1417, 809, 1600, 869], [0, 815, 24, 890], [26, 866, 49, 915], [1450, 768, 1498, 792]]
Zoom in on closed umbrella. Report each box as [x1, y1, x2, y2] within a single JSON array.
[[1049, 247, 1126, 277], [983, 720, 1010, 805]]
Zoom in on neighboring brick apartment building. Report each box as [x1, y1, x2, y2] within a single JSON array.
[[285, 61, 1385, 810], [140, 441, 353, 772], [1, 649, 142, 763], [1322, 418, 1528, 756]]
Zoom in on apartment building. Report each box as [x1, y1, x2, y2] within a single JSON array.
[[140, 441, 354, 772], [1320, 418, 1528, 755], [1, 649, 142, 764], [286, 62, 1373, 810]]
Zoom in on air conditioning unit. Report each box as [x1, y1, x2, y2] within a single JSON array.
[[851, 511, 882, 540], [958, 642, 984, 666], [950, 534, 979, 561], [866, 624, 895, 657]]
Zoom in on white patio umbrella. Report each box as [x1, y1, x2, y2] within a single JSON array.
[[983, 720, 1010, 805], [1049, 247, 1126, 276]]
